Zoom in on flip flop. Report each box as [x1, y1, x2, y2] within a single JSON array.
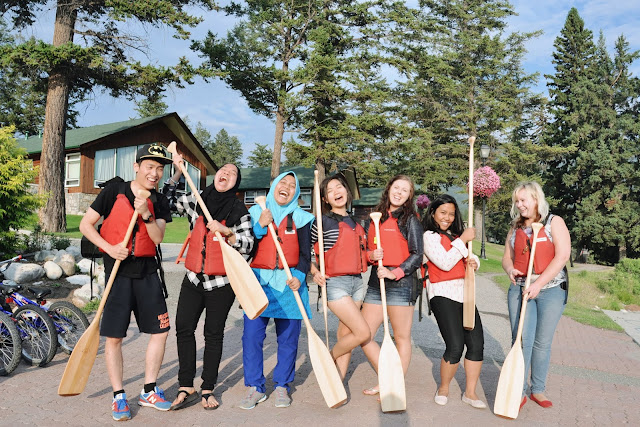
[[362, 386, 380, 396], [201, 392, 220, 410], [170, 389, 199, 411]]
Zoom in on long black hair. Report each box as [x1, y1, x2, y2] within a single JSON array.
[[422, 194, 465, 236]]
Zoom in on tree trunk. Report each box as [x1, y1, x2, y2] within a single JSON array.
[[39, 3, 77, 232], [271, 104, 285, 181]]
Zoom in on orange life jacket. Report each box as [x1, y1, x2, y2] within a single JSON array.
[[427, 233, 466, 283], [367, 215, 409, 268], [314, 220, 367, 277], [184, 216, 228, 276], [250, 214, 299, 269], [513, 226, 555, 275], [100, 193, 156, 257]]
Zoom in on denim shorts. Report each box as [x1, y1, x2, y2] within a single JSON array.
[[364, 284, 414, 306], [325, 275, 364, 302]]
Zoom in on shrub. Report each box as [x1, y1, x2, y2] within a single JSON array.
[[597, 258, 640, 306]]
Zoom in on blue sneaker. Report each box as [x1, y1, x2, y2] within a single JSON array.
[[112, 393, 131, 421], [138, 386, 172, 411]]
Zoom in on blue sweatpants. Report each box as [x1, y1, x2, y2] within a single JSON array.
[[242, 314, 302, 393]]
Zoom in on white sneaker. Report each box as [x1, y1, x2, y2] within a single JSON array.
[[434, 391, 448, 406], [462, 393, 487, 409]]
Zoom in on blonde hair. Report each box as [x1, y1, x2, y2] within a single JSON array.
[[510, 181, 549, 228]]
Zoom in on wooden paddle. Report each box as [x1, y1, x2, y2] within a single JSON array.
[[370, 212, 406, 412], [463, 135, 476, 330], [254, 196, 347, 408], [494, 222, 544, 419], [167, 142, 268, 320], [58, 189, 150, 396], [313, 170, 330, 347]]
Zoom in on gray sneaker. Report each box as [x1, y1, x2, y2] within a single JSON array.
[[273, 386, 291, 408], [238, 386, 267, 410]]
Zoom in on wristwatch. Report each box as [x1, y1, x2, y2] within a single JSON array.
[[142, 214, 154, 223]]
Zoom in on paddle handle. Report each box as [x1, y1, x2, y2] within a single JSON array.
[[167, 141, 215, 224], [254, 196, 312, 329], [370, 212, 390, 336], [93, 189, 150, 322], [314, 170, 330, 347], [467, 136, 475, 252], [513, 222, 544, 344]]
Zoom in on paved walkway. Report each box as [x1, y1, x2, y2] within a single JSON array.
[[1, 249, 639, 426]]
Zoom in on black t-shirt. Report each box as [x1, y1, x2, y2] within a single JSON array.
[[90, 182, 172, 278]]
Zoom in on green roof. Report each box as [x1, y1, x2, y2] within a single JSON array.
[[17, 115, 166, 154], [352, 187, 383, 206]]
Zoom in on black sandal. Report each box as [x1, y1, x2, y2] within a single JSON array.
[[170, 389, 199, 411], [201, 392, 219, 410]]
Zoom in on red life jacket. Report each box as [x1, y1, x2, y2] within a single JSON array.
[[100, 193, 156, 257], [367, 215, 410, 268], [427, 233, 466, 283], [250, 214, 299, 269], [513, 225, 555, 275], [315, 220, 367, 277], [184, 216, 228, 276]]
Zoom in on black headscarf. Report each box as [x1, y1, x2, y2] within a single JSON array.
[[196, 165, 247, 226]]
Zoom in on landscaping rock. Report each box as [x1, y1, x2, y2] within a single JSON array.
[[54, 252, 76, 276], [35, 250, 54, 262], [76, 258, 98, 274], [3, 263, 45, 284], [65, 245, 82, 261], [44, 261, 63, 280], [66, 274, 91, 286]]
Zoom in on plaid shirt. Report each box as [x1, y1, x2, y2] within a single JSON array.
[[162, 180, 254, 290]]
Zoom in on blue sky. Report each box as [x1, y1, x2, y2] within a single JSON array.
[[19, 1, 640, 164]]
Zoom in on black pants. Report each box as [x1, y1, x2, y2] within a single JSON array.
[[430, 296, 484, 363], [175, 276, 235, 390]]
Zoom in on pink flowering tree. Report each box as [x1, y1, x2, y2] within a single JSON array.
[[473, 166, 501, 199]]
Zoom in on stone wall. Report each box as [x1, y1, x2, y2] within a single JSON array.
[[65, 192, 97, 215]]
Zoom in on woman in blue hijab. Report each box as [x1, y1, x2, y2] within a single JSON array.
[[239, 171, 314, 410]]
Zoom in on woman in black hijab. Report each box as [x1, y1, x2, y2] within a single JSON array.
[[162, 156, 255, 410]]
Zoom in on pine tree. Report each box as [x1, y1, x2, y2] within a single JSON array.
[[543, 7, 597, 243], [205, 129, 243, 168], [1, 1, 214, 231], [247, 143, 273, 168]]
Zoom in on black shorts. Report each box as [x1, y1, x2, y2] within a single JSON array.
[[100, 272, 170, 338]]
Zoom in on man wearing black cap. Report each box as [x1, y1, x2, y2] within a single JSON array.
[[79, 142, 174, 421]]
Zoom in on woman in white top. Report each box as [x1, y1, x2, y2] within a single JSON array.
[[423, 194, 484, 409]]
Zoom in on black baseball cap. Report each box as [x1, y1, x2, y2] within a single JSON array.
[[136, 143, 172, 165]]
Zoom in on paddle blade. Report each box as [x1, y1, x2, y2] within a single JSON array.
[[307, 328, 347, 408], [218, 236, 268, 320], [379, 334, 406, 412], [58, 322, 100, 396], [463, 263, 476, 330], [493, 344, 525, 419]]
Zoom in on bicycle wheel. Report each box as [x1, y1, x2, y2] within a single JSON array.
[[48, 301, 90, 354], [13, 304, 57, 367], [0, 311, 22, 375]]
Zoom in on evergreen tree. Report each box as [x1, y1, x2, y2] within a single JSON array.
[[133, 93, 168, 118], [247, 143, 273, 168], [391, 0, 540, 193], [194, 0, 326, 180], [572, 33, 640, 263], [204, 128, 244, 168], [1, 1, 214, 231], [543, 7, 597, 243]]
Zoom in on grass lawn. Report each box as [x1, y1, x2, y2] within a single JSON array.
[[471, 239, 622, 331], [54, 215, 190, 244]]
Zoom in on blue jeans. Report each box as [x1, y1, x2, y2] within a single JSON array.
[[242, 315, 302, 393], [507, 284, 566, 395]]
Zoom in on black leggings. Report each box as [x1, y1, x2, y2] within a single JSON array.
[[175, 276, 235, 390], [430, 296, 484, 363]]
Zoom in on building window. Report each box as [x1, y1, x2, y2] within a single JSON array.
[[244, 190, 267, 206], [65, 153, 80, 187], [299, 188, 312, 209], [94, 145, 180, 188]]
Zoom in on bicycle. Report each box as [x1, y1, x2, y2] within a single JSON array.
[[1, 255, 90, 354], [0, 310, 21, 375], [7, 285, 90, 354], [0, 256, 58, 366]]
